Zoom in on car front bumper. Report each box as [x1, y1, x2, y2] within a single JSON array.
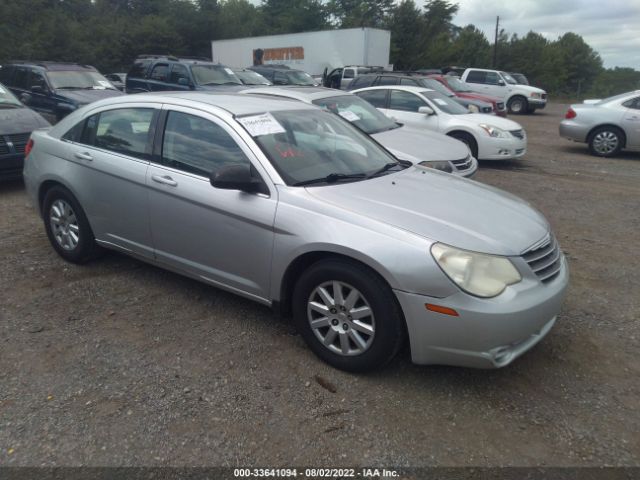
[[559, 120, 589, 143], [395, 255, 569, 368], [529, 98, 547, 109], [478, 135, 527, 160]]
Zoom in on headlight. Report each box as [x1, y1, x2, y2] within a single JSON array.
[[431, 243, 522, 297], [467, 104, 479, 113], [419, 160, 453, 173], [479, 124, 510, 138], [530, 92, 542, 99]]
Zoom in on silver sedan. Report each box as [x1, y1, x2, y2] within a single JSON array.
[[24, 92, 568, 372], [559, 90, 640, 157]]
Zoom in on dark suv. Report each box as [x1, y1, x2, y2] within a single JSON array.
[[248, 65, 318, 86], [0, 62, 123, 122], [125, 55, 243, 93]]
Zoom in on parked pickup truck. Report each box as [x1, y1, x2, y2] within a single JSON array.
[[460, 68, 547, 114]]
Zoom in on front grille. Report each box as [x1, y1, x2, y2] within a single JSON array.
[[451, 155, 473, 171], [8, 133, 29, 153], [497, 102, 505, 110], [510, 129, 525, 139], [0, 138, 8, 155], [482, 106, 493, 113], [522, 234, 562, 283]]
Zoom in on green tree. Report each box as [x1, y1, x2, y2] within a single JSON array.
[[388, 0, 424, 69], [261, 0, 328, 34], [327, 0, 394, 28]]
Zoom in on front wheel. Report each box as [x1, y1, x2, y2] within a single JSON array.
[[588, 126, 623, 157], [448, 131, 478, 159], [292, 259, 405, 372], [507, 96, 528, 114], [43, 186, 102, 264]]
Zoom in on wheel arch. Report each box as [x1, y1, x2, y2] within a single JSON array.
[[587, 124, 627, 148], [37, 178, 82, 218], [446, 129, 479, 158]]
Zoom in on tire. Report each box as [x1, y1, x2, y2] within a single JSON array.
[[588, 126, 624, 157], [507, 95, 528, 114], [292, 259, 405, 372], [448, 131, 478, 159], [43, 185, 102, 264]]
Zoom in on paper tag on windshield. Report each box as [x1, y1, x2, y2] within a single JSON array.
[[97, 80, 111, 88], [434, 98, 447, 106], [238, 112, 286, 137], [338, 110, 360, 122], [224, 68, 234, 75]]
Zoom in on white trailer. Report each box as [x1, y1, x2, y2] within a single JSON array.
[[211, 28, 391, 77]]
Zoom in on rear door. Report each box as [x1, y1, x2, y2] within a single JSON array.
[[146, 106, 277, 302], [621, 96, 640, 147], [168, 64, 192, 91], [63, 104, 158, 257], [27, 70, 57, 118]]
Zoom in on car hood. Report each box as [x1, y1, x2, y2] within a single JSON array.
[[458, 113, 523, 130], [0, 106, 50, 134], [457, 92, 501, 104], [306, 167, 549, 255], [373, 125, 470, 162], [512, 85, 546, 95], [56, 88, 124, 105], [198, 84, 247, 92]]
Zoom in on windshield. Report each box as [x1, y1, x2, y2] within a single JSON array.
[[48, 71, 117, 90], [235, 70, 271, 85], [422, 90, 469, 115], [444, 77, 473, 93], [312, 94, 398, 135], [418, 78, 455, 97], [511, 73, 529, 85], [237, 109, 398, 186], [596, 92, 638, 105], [286, 71, 317, 86], [0, 84, 22, 106], [191, 65, 242, 86], [500, 72, 518, 85]]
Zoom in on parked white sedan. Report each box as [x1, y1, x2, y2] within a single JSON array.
[[352, 85, 527, 160]]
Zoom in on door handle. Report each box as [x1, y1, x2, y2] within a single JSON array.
[[74, 151, 93, 161], [151, 174, 178, 187]]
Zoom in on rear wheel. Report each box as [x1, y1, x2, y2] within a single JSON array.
[[43, 186, 102, 263], [507, 95, 528, 114], [588, 126, 623, 157], [448, 131, 478, 159], [292, 259, 404, 372]]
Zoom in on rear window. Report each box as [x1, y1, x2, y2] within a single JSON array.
[[128, 60, 152, 79]]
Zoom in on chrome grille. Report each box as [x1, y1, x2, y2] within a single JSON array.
[[522, 234, 562, 283], [8, 133, 29, 153], [510, 129, 525, 139], [451, 155, 473, 171]]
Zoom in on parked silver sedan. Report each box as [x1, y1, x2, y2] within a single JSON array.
[[24, 92, 568, 372], [559, 90, 640, 157], [242, 86, 478, 177]]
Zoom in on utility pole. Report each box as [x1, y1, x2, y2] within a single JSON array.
[[493, 16, 499, 68]]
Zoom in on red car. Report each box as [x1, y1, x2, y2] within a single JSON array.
[[428, 75, 508, 117]]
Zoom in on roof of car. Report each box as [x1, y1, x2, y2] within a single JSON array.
[[6, 61, 97, 71], [352, 85, 435, 94], [242, 86, 350, 102], [87, 91, 313, 116]]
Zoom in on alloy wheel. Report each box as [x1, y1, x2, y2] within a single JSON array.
[[49, 199, 80, 251], [592, 131, 619, 155]]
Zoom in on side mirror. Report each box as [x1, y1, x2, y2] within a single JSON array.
[[178, 77, 189, 86], [210, 164, 265, 194], [497, 80, 505, 86], [31, 85, 46, 94], [418, 106, 435, 115]]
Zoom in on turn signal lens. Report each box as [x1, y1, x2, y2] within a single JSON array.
[[425, 304, 459, 316], [25, 138, 34, 157], [565, 108, 576, 119]]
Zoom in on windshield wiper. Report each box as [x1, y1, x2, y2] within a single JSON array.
[[366, 161, 405, 179], [201, 81, 241, 86], [0, 103, 21, 109], [293, 172, 366, 187]]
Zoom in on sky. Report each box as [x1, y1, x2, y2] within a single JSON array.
[[453, 0, 640, 69]]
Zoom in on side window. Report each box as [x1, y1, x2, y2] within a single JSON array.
[[623, 97, 640, 110], [13, 68, 30, 89], [376, 76, 398, 86], [274, 71, 288, 85], [150, 63, 170, 81], [62, 120, 85, 143], [389, 90, 426, 112], [162, 111, 250, 177], [485, 72, 501, 85], [356, 90, 388, 109], [29, 71, 48, 90], [343, 69, 355, 79], [90, 108, 154, 158], [0, 66, 13, 84], [169, 64, 189, 84], [400, 78, 419, 86], [465, 70, 486, 84]]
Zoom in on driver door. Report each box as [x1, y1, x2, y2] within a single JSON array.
[[386, 89, 439, 132], [146, 106, 278, 302], [621, 96, 640, 147]]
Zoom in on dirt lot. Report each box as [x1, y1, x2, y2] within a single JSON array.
[[1, 102, 639, 468]]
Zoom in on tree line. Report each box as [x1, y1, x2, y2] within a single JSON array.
[[1, 0, 637, 98]]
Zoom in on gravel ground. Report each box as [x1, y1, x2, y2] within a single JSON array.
[[0, 102, 639, 468]]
